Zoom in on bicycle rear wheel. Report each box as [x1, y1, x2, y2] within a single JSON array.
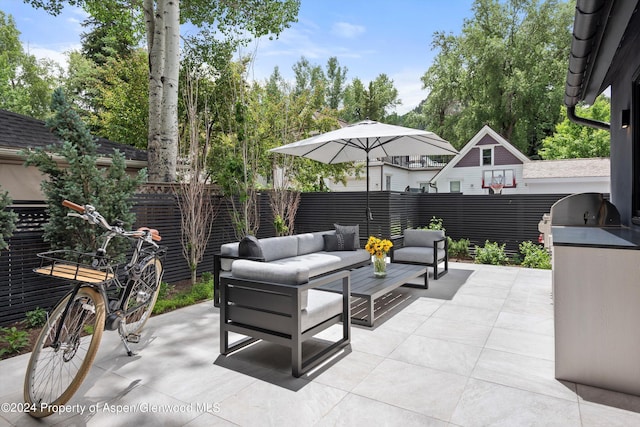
[[23, 286, 105, 418], [120, 257, 162, 336]]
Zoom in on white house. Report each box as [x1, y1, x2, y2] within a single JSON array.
[[522, 157, 610, 194], [325, 157, 445, 193], [429, 125, 530, 194]]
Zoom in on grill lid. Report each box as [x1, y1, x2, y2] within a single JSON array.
[[550, 192, 620, 227]]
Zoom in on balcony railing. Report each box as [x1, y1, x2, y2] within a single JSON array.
[[381, 155, 450, 169]]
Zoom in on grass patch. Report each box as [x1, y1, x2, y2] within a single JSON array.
[[152, 279, 213, 315]]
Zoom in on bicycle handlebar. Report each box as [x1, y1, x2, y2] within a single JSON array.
[[62, 200, 162, 243]]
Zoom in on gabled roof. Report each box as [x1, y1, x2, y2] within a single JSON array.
[[0, 109, 147, 162], [523, 157, 610, 179], [430, 125, 529, 183]]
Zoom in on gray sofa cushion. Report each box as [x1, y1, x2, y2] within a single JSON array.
[[231, 260, 310, 310], [232, 259, 309, 285], [259, 235, 299, 262], [334, 224, 360, 249], [297, 231, 334, 255], [404, 229, 445, 248], [220, 242, 239, 271], [301, 290, 343, 332], [393, 246, 446, 264], [269, 249, 370, 278]]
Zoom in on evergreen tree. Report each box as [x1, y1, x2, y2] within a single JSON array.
[[22, 88, 146, 258], [0, 188, 17, 251]]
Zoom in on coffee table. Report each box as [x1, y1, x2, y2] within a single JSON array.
[[318, 263, 427, 327]]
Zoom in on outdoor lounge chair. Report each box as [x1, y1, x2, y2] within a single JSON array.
[[391, 229, 448, 288], [219, 261, 351, 377]]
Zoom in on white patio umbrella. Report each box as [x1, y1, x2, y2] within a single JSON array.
[[269, 119, 458, 236]]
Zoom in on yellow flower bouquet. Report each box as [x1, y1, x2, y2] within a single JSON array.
[[365, 236, 393, 277]]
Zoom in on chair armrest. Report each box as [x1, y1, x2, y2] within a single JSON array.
[[433, 236, 449, 259], [213, 252, 265, 307], [220, 270, 351, 314]]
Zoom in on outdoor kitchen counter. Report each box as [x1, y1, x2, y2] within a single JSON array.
[[552, 225, 640, 397], [551, 225, 640, 249]]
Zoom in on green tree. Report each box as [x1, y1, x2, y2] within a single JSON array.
[[342, 74, 400, 122], [539, 96, 611, 159], [0, 188, 17, 251], [421, 0, 573, 153], [0, 11, 59, 119], [293, 56, 326, 110], [326, 56, 348, 110], [25, 0, 300, 182], [22, 89, 146, 257]]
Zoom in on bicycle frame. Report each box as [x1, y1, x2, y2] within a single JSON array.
[[48, 204, 165, 348]]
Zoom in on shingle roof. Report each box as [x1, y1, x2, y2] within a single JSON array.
[[523, 158, 610, 179], [0, 109, 148, 161]]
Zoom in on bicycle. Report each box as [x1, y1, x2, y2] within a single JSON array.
[[23, 200, 166, 418]]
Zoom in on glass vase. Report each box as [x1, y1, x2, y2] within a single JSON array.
[[373, 254, 387, 278]]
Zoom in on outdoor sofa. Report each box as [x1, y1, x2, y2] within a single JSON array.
[[391, 228, 448, 287], [213, 226, 370, 306]]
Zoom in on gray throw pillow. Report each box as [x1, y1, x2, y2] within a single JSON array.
[[334, 223, 360, 249], [238, 235, 264, 259], [323, 232, 355, 251]]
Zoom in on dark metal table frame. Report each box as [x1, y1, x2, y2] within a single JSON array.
[[319, 263, 427, 327]]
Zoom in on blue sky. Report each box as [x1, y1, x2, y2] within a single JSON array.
[[3, 0, 475, 114]]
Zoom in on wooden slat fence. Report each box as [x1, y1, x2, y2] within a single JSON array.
[[1, 191, 567, 325]]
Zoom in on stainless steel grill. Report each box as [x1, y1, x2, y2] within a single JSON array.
[[550, 192, 620, 227]]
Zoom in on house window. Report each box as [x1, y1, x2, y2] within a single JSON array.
[[482, 148, 492, 166], [450, 181, 461, 193], [419, 182, 429, 193], [385, 175, 391, 191], [482, 169, 516, 188]]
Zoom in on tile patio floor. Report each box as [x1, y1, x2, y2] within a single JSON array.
[[2, 262, 640, 426]]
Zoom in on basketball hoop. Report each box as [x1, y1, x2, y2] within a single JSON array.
[[489, 176, 504, 195], [490, 183, 504, 194]]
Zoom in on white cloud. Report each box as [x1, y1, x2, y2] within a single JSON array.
[[331, 22, 365, 39], [390, 69, 428, 115], [26, 44, 81, 71]]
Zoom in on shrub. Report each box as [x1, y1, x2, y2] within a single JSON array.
[[25, 307, 47, 328], [157, 282, 172, 300], [426, 216, 445, 233], [474, 240, 509, 265], [519, 241, 552, 269], [200, 272, 213, 284], [0, 326, 29, 356], [448, 237, 470, 259]]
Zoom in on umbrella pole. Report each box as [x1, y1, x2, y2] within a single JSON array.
[[366, 154, 371, 238]]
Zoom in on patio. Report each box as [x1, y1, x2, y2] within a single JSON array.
[[1, 262, 640, 426]]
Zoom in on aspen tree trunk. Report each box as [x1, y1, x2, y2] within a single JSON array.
[[144, 0, 179, 182]]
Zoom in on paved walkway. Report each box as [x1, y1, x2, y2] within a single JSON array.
[[2, 263, 640, 426]]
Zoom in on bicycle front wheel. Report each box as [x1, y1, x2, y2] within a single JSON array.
[[24, 286, 105, 418], [120, 257, 162, 336]]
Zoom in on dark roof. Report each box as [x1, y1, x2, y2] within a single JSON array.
[[565, 0, 639, 107], [0, 108, 148, 161]]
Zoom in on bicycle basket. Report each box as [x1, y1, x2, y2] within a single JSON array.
[[34, 250, 120, 284]]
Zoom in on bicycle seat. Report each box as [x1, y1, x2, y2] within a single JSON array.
[[135, 227, 162, 241]]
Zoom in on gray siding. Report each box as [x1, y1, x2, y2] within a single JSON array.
[[455, 147, 480, 167]]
